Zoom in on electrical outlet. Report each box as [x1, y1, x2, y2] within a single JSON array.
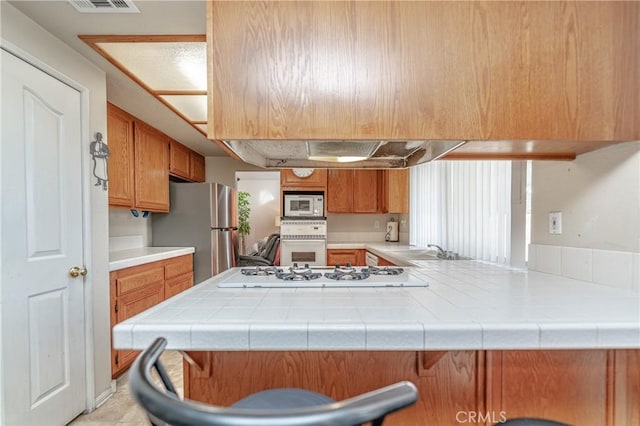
[[549, 211, 562, 234], [374, 220, 380, 230]]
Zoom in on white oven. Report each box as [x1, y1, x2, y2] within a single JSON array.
[[280, 219, 327, 266], [283, 193, 324, 218]]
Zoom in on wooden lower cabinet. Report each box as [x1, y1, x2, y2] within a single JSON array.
[[110, 254, 193, 377], [182, 349, 640, 425], [377, 255, 396, 266], [326, 249, 365, 266]]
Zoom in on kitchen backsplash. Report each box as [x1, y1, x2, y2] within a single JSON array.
[[327, 214, 409, 243], [109, 208, 152, 247], [529, 244, 639, 293]]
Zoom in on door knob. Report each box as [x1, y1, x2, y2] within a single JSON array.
[[69, 266, 88, 278]]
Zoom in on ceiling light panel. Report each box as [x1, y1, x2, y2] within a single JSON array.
[[97, 42, 206, 90], [159, 95, 207, 122]]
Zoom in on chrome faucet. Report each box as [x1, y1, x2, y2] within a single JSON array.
[[427, 244, 447, 259]]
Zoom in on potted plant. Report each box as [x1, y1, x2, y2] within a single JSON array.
[[237, 191, 251, 255]]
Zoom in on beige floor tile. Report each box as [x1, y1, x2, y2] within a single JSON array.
[[69, 351, 183, 425]]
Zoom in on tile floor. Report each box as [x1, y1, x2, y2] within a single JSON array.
[[69, 351, 183, 426]]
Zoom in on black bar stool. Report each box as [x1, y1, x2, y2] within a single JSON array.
[[129, 337, 418, 426]]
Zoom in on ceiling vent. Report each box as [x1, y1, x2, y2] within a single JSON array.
[[69, 0, 139, 13]]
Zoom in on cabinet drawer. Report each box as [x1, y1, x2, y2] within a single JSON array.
[[116, 266, 165, 296], [165, 254, 193, 280], [117, 282, 165, 323], [165, 273, 193, 299]]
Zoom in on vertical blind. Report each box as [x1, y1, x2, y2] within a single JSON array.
[[410, 160, 512, 264]]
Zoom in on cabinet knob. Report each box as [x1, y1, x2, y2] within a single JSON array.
[[69, 266, 88, 278]]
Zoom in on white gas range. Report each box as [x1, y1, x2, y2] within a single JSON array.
[[216, 265, 429, 288]]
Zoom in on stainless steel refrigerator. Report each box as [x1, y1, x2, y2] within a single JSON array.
[[152, 182, 237, 284]]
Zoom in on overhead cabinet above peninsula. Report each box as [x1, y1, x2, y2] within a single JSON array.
[[207, 1, 639, 161]]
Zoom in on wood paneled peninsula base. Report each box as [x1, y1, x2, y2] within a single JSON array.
[[182, 349, 639, 426]]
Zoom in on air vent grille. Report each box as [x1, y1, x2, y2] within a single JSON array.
[[69, 0, 139, 13]]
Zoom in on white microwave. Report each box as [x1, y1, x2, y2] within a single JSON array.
[[283, 193, 324, 217]]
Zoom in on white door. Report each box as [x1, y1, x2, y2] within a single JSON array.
[[1, 49, 86, 425]]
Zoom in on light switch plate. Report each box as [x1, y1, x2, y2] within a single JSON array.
[[549, 211, 562, 234]]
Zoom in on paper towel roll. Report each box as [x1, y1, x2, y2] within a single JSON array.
[[385, 221, 399, 242]]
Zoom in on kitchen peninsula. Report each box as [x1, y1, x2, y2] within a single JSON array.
[[113, 259, 640, 425]]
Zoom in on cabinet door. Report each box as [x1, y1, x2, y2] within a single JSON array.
[[327, 170, 353, 213], [387, 169, 409, 213], [352, 170, 379, 213], [106, 103, 134, 207], [327, 249, 360, 267], [190, 151, 206, 182], [169, 139, 191, 179], [134, 121, 169, 212], [281, 169, 327, 190], [487, 350, 610, 425]]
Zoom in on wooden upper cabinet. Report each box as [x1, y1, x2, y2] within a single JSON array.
[[106, 103, 135, 207], [327, 169, 379, 214], [281, 169, 327, 190], [169, 140, 205, 183], [327, 170, 353, 213], [190, 152, 206, 182], [134, 121, 169, 212], [352, 170, 379, 213], [208, 2, 639, 155], [382, 169, 409, 214], [169, 139, 191, 179]]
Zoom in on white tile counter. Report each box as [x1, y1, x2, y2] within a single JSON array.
[[327, 242, 437, 265], [113, 261, 640, 351], [109, 247, 195, 271]]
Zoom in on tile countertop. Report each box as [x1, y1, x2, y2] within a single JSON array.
[[113, 261, 640, 352], [109, 247, 195, 271], [327, 242, 435, 265]]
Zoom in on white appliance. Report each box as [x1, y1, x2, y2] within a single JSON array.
[[152, 182, 237, 283], [280, 219, 327, 266], [365, 251, 379, 267], [217, 265, 429, 288], [283, 192, 325, 217]]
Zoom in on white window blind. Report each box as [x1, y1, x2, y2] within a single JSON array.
[[410, 160, 512, 264]]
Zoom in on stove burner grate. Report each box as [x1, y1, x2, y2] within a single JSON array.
[[276, 263, 322, 281], [241, 266, 282, 276], [364, 266, 404, 276], [325, 264, 370, 281]]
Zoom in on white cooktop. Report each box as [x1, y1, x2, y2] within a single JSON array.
[[217, 266, 430, 288]]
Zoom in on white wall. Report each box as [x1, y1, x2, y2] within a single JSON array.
[[236, 172, 281, 252], [206, 156, 264, 188], [1, 2, 111, 409], [531, 142, 640, 252]]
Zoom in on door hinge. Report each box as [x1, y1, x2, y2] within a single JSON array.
[[114, 302, 118, 313], [115, 354, 119, 365]]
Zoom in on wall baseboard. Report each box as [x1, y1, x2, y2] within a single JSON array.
[[93, 380, 117, 411]]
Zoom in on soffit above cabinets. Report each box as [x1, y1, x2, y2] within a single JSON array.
[[81, 35, 210, 138]]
